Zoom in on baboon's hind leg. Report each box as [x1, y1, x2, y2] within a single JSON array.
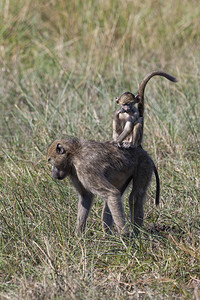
[[133, 187, 146, 228], [132, 164, 153, 228], [128, 188, 134, 224]]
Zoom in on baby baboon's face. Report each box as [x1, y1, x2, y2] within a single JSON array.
[[120, 102, 135, 113]]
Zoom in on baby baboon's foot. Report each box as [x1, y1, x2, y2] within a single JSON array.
[[122, 142, 132, 149]]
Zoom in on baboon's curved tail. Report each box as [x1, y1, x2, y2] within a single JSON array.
[[137, 71, 177, 148], [138, 70, 178, 118]]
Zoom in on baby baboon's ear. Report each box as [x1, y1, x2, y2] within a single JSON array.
[[134, 94, 140, 103], [56, 143, 65, 154], [115, 97, 119, 104]]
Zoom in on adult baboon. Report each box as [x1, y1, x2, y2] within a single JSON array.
[[47, 137, 160, 235]]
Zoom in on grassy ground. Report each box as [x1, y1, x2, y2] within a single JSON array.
[[0, 0, 199, 299]]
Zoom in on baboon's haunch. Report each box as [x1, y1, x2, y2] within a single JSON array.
[[113, 71, 177, 147], [47, 137, 160, 235]]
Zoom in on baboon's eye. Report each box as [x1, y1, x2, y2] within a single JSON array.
[[56, 143, 65, 154]]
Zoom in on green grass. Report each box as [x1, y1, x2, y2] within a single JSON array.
[[0, 0, 199, 298]]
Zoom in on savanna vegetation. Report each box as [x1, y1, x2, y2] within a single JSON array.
[[0, 0, 199, 298]]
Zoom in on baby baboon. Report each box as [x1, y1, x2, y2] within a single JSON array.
[[113, 92, 142, 148], [113, 70, 178, 147], [47, 137, 160, 235]]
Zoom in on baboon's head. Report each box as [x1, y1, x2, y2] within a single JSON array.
[[116, 92, 140, 113], [47, 138, 79, 180]]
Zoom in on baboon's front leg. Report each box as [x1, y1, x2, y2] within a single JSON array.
[[76, 192, 94, 234]]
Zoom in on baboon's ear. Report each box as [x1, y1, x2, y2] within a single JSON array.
[[56, 143, 65, 154], [135, 94, 140, 103]]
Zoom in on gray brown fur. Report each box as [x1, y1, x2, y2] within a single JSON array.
[[47, 137, 160, 235]]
